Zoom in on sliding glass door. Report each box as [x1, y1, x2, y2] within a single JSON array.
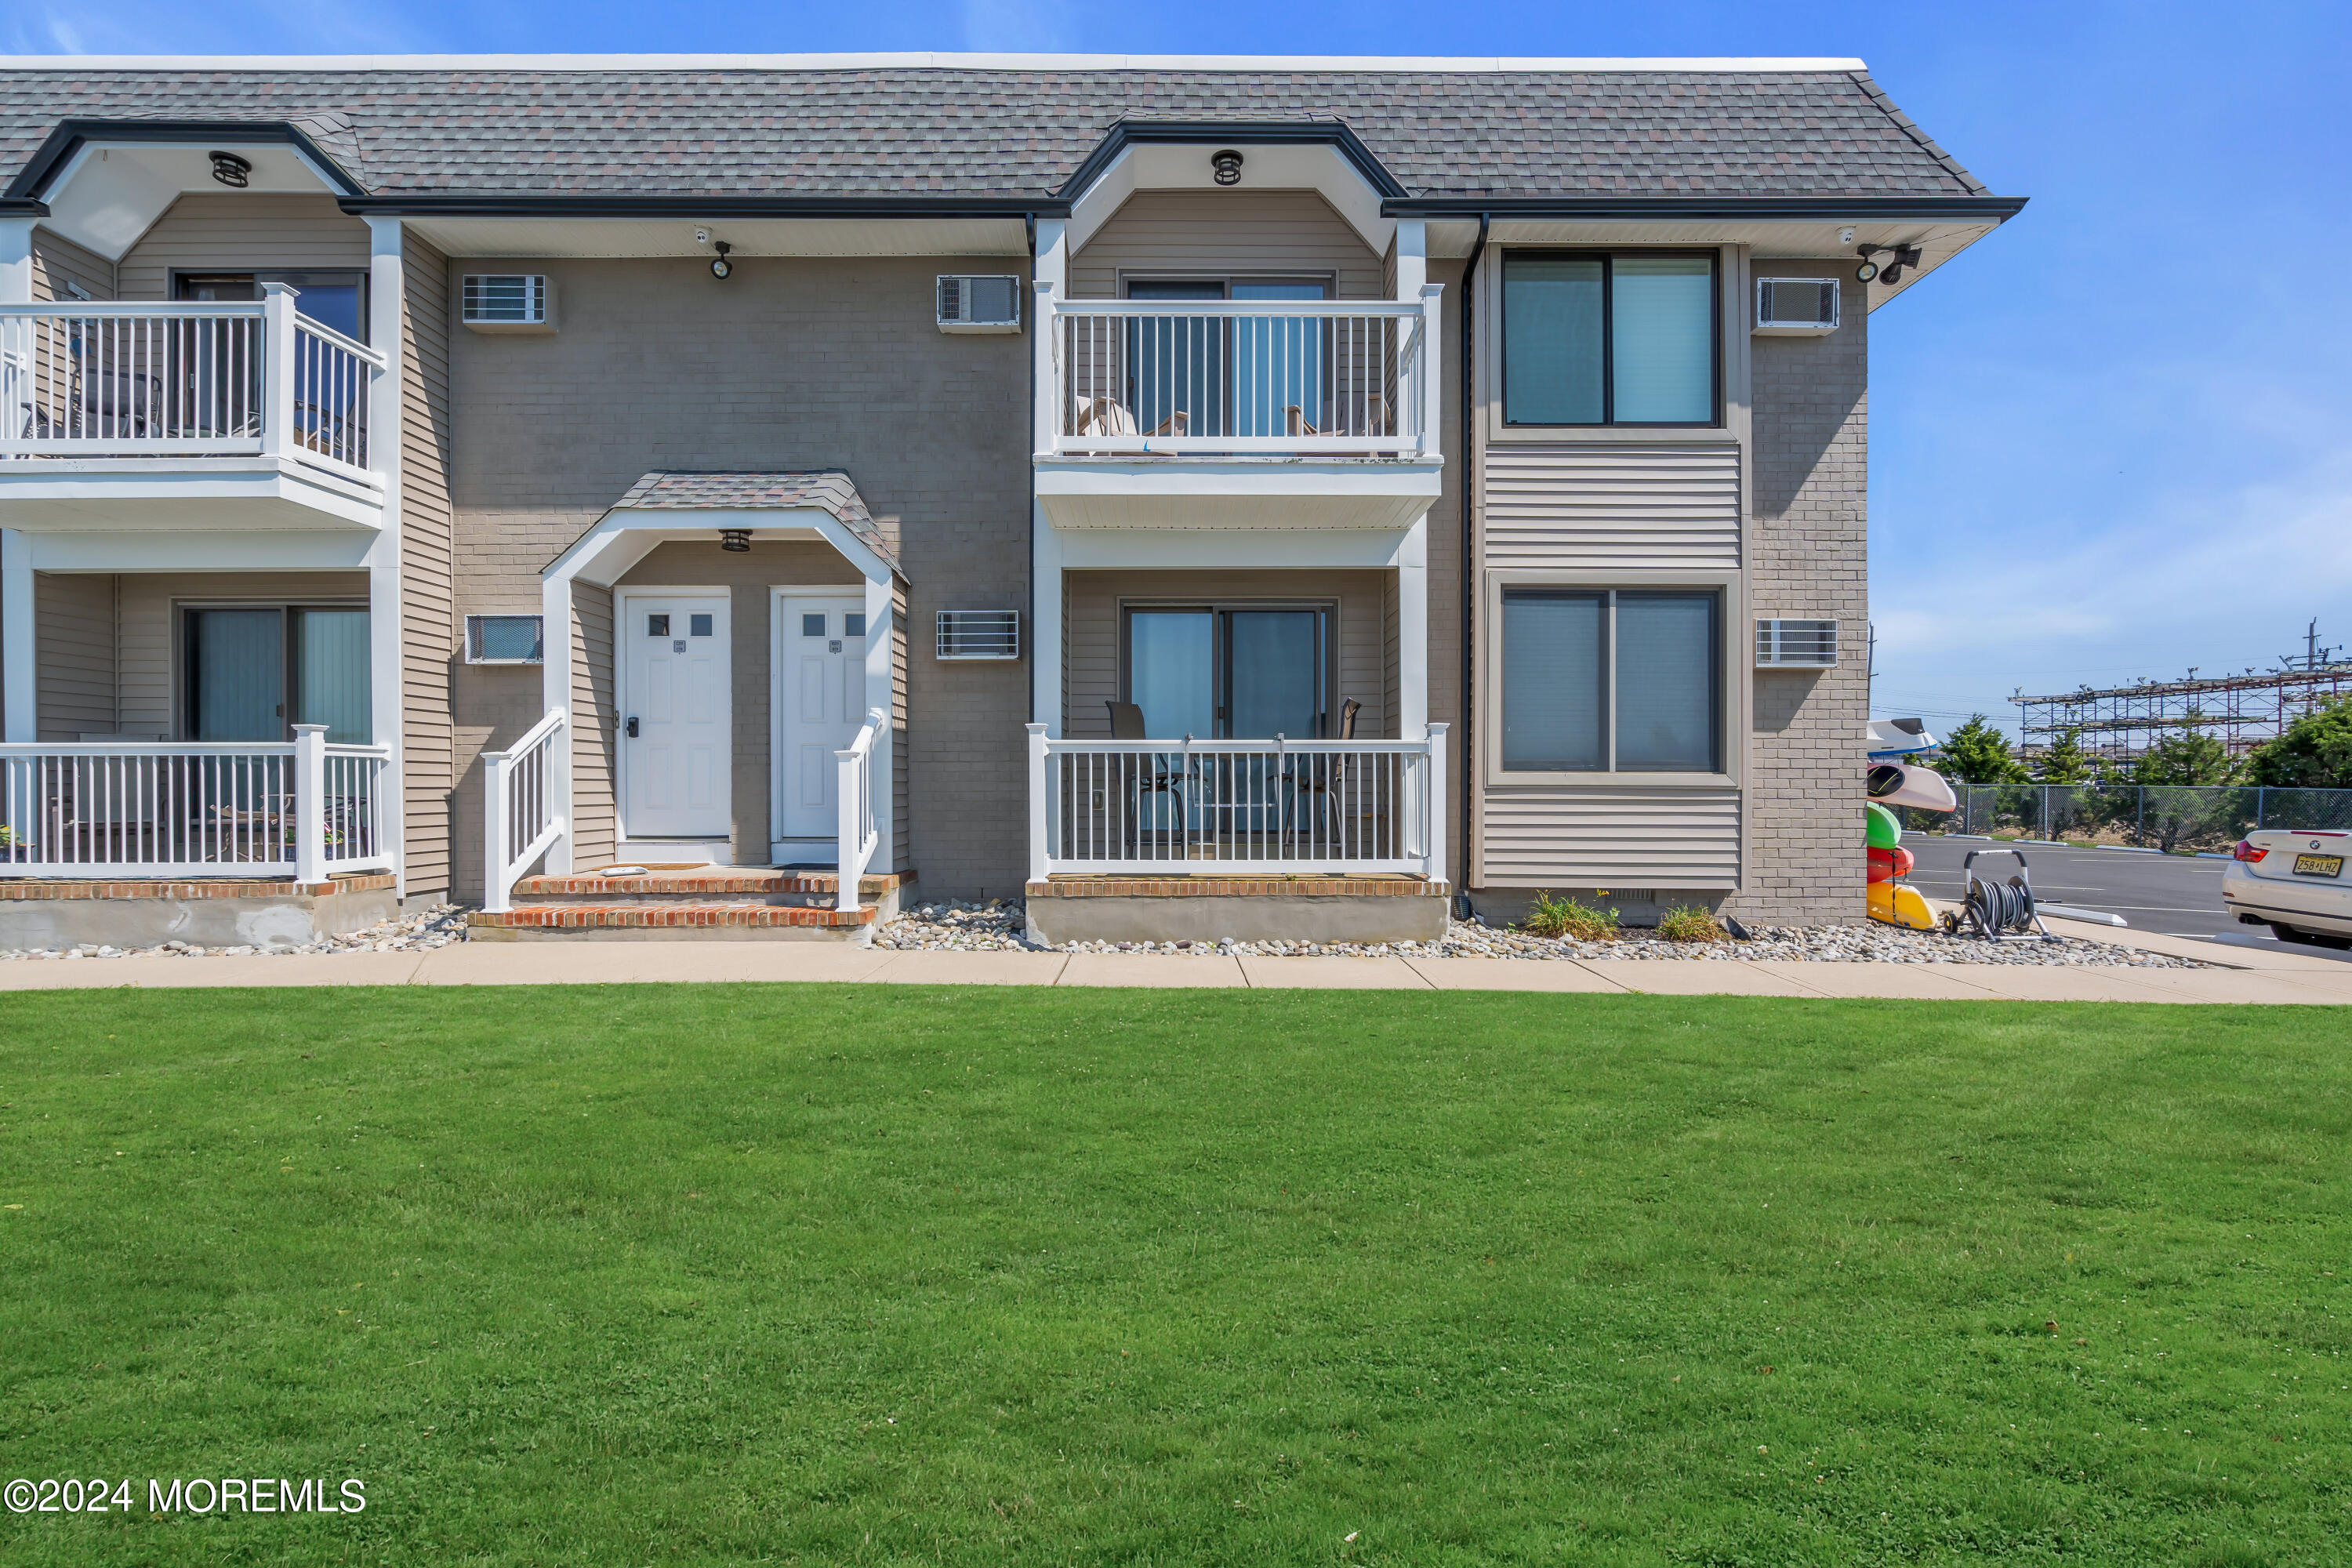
[[1123, 605, 1330, 741], [1124, 279, 1330, 441], [183, 606, 372, 744]]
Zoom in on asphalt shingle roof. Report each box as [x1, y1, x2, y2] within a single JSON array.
[[613, 470, 902, 575], [0, 64, 1988, 199]]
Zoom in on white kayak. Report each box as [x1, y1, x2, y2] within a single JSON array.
[[1866, 717, 1939, 757], [1867, 761, 1958, 811]]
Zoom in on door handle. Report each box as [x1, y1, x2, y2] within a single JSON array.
[[625, 717, 640, 739]]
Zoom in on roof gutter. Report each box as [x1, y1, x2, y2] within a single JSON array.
[[1384, 194, 2027, 221], [336, 194, 1072, 219]]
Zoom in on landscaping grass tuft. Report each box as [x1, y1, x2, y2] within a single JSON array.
[[1, 985, 2347, 1563]]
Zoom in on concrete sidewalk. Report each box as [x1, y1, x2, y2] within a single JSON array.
[[2, 920, 2348, 1003]]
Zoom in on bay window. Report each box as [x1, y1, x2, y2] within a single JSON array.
[[1500, 587, 1723, 775], [1501, 252, 1719, 426]]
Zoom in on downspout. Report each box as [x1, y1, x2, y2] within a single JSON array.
[[1025, 212, 1038, 725], [1456, 212, 1488, 914]]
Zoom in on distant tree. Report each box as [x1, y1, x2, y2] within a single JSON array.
[[2245, 696, 2352, 789], [2132, 728, 2240, 786], [2034, 727, 2098, 785], [1936, 714, 2029, 785]]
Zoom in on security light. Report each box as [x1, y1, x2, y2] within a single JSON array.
[[710, 241, 734, 280]]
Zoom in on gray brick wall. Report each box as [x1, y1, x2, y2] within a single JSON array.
[[1726, 262, 1869, 925], [445, 252, 1031, 901]]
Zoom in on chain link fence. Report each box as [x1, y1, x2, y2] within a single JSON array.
[[1896, 785, 2352, 855]]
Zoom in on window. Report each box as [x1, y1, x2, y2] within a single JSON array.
[[688, 613, 714, 638], [1502, 252, 1718, 426], [182, 606, 371, 744], [1501, 589, 1721, 773], [648, 614, 671, 637], [176, 271, 368, 342], [465, 615, 544, 664], [1121, 604, 1332, 738]]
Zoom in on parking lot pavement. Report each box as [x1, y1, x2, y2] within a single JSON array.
[[1903, 833, 2244, 939]]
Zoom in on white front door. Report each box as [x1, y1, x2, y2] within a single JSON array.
[[777, 594, 868, 851], [620, 592, 731, 839]]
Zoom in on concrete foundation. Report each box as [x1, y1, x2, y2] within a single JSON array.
[[0, 876, 400, 951], [1025, 888, 1450, 946]]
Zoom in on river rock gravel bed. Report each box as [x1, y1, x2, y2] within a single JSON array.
[[0, 903, 469, 961], [871, 901, 2209, 967]]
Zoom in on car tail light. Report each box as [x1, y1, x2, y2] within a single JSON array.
[[2233, 839, 2267, 862]]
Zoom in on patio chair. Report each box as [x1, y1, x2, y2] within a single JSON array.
[[1106, 701, 1192, 856], [1075, 397, 1189, 440], [1282, 698, 1363, 853]]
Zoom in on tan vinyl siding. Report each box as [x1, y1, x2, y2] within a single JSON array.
[[569, 586, 618, 870], [114, 573, 368, 737], [116, 194, 371, 301], [1483, 445, 1742, 568], [401, 232, 457, 898], [31, 227, 113, 300], [33, 573, 118, 740], [1069, 190, 1382, 299], [1479, 786, 1742, 888], [1062, 570, 1393, 738]]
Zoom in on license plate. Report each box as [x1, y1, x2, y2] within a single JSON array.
[[2293, 853, 2345, 877]]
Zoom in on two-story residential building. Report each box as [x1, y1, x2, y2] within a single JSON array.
[[0, 54, 2019, 949]]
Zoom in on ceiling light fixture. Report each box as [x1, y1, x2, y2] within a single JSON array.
[[1210, 148, 1244, 186], [710, 240, 734, 280], [719, 528, 751, 553], [209, 151, 252, 188]]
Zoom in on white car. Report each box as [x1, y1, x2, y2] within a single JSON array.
[[2223, 829, 2352, 949]]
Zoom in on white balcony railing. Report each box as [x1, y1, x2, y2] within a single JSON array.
[[0, 285, 385, 483], [0, 727, 394, 880], [1040, 289, 1442, 457], [835, 706, 887, 909], [1025, 724, 1448, 881], [481, 710, 568, 913]]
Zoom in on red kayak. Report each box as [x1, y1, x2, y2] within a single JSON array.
[[1867, 845, 1915, 884]]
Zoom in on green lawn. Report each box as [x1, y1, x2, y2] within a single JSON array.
[[0, 986, 2346, 1565]]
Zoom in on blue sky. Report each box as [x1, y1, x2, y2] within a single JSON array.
[[8, 1, 2350, 742]]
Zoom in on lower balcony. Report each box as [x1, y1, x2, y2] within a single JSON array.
[[0, 292, 387, 532]]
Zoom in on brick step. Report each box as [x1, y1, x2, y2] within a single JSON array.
[[467, 902, 877, 942], [513, 867, 911, 908]]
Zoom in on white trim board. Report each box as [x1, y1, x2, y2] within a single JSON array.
[[0, 53, 1872, 72]]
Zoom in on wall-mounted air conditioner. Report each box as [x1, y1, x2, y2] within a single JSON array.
[[936, 275, 1022, 334], [1755, 619, 1839, 668], [1753, 278, 1839, 336], [466, 615, 546, 665], [461, 274, 554, 332], [937, 609, 1020, 659]]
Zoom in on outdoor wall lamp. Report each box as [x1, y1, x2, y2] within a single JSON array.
[[209, 151, 252, 187], [1210, 148, 1244, 185], [1855, 242, 1922, 285], [718, 528, 751, 553], [709, 240, 734, 280]]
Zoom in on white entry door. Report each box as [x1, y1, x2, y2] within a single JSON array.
[[620, 592, 731, 839], [777, 595, 869, 850]]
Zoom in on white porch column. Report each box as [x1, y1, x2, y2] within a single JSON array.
[[1029, 222, 1069, 739], [540, 572, 575, 874], [0, 528, 31, 742], [365, 217, 409, 894], [863, 572, 895, 876], [1393, 218, 1427, 300], [1397, 514, 1429, 739], [0, 218, 31, 303], [1030, 510, 1063, 737]]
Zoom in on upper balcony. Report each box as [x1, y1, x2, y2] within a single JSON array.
[[1032, 285, 1444, 532], [0, 285, 388, 533]]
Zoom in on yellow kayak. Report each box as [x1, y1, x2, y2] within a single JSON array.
[[1867, 880, 1937, 930]]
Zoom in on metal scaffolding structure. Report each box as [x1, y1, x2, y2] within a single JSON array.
[[2014, 621, 2352, 762]]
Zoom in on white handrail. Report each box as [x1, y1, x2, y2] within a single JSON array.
[[1044, 291, 1439, 458], [481, 709, 568, 913], [0, 730, 394, 880], [1029, 724, 1449, 880], [833, 706, 886, 910], [0, 293, 385, 481]]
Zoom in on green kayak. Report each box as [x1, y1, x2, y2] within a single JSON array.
[[1865, 800, 1904, 849]]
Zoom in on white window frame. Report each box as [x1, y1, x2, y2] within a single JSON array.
[[1483, 568, 1747, 789]]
